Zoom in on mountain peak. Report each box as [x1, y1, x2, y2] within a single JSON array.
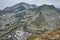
[[39, 4, 56, 9], [3, 2, 37, 12], [20, 2, 27, 4]]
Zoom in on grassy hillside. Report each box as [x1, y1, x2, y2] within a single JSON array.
[[26, 29, 60, 40]]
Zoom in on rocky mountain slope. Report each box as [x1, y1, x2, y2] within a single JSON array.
[[0, 3, 60, 40], [3, 2, 37, 12]]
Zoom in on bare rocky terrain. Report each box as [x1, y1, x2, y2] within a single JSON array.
[[0, 2, 60, 40]]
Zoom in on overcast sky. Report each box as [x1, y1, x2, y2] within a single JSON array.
[[0, 0, 60, 10]]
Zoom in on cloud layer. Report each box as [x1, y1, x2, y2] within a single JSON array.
[[0, 0, 60, 10]]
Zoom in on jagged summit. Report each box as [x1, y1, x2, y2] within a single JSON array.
[[19, 2, 30, 5], [38, 4, 56, 10], [3, 2, 37, 12]]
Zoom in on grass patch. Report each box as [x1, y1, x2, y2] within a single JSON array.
[[26, 34, 38, 40]]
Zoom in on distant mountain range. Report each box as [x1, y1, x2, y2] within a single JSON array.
[[3, 2, 37, 12], [0, 2, 60, 40], [57, 8, 60, 11]]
